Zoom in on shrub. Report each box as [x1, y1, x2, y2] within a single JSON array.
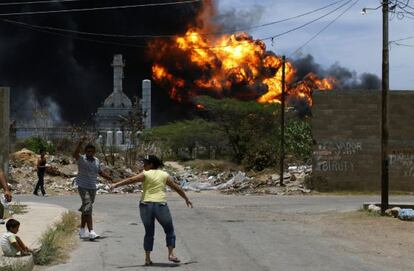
[[285, 118, 312, 163], [141, 119, 225, 160], [22, 137, 55, 154]]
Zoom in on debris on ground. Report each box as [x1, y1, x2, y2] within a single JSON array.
[[10, 148, 38, 166], [367, 204, 381, 214], [397, 208, 414, 221], [166, 162, 313, 195], [9, 150, 312, 196], [384, 207, 400, 218], [369, 206, 414, 222], [9, 149, 140, 195]]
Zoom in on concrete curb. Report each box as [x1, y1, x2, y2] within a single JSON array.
[[0, 202, 68, 271]]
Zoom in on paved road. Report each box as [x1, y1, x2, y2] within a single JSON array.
[[16, 193, 411, 271]]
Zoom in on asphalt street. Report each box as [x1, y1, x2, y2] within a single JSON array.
[[16, 192, 411, 271]]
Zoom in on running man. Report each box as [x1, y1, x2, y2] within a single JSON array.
[[73, 136, 113, 241]]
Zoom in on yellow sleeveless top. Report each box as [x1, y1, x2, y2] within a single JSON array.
[[141, 169, 169, 203]]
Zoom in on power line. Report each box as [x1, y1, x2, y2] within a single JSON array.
[[394, 42, 414, 47], [2, 16, 229, 49], [395, 0, 413, 9], [224, 0, 348, 35], [392, 10, 414, 19], [2, 19, 147, 48], [0, 18, 181, 38], [0, 0, 200, 17], [290, 0, 359, 57], [2, 0, 349, 38], [0, 0, 82, 6], [390, 35, 414, 43], [1, 0, 358, 51], [261, 0, 353, 41]]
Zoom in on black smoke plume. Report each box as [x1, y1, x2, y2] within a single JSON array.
[[292, 54, 381, 90], [0, 0, 202, 125], [1, 1, 381, 125]]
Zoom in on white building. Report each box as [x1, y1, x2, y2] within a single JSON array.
[[95, 54, 132, 131], [95, 54, 152, 147]]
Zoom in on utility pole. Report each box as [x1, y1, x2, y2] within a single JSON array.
[[381, 1, 389, 215], [279, 55, 286, 187]]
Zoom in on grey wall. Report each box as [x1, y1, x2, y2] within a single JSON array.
[[312, 90, 414, 191]]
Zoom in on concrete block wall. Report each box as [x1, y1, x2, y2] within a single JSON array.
[[0, 87, 9, 175], [312, 90, 414, 191]]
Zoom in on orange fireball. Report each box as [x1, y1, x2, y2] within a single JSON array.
[[148, 1, 336, 106]]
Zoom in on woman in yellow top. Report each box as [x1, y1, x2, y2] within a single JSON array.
[[111, 155, 193, 266]]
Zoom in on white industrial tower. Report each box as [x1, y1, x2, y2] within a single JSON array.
[[142, 79, 151, 129]]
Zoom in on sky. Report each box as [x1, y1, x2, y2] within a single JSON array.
[[0, 0, 413, 124], [218, 0, 414, 90]]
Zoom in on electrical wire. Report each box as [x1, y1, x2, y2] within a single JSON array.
[[4, 19, 148, 48], [289, 0, 360, 57], [395, 0, 412, 9], [219, 0, 348, 35], [390, 35, 414, 43], [1, 0, 349, 38], [394, 42, 414, 47], [0, 0, 361, 51], [261, 0, 353, 41], [0, 0, 82, 6], [0, 0, 200, 17]]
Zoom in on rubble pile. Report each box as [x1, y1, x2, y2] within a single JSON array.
[[10, 149, 85, 194], [9, 149, 140, 195], [167, 163, 313, 195], [10, 149, 38, 166], [8, 149, 312, 196]]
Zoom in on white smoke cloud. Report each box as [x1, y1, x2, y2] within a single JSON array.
[[12, 88, 64, 127]]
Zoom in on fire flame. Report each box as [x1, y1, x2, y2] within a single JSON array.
[[149, 1, 336, 106]]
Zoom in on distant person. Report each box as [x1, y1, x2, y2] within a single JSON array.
[[73, 136, 113, 241], [0, 169, 12, 224], [111, 155, 193, 266], [33, 149, 47, 196], [0, 219, 31, 256]]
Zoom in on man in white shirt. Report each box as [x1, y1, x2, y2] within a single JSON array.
[[73, 136, 113, 241]]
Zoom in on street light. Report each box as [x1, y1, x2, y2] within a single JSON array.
[[361, 3, 396, 15], [360, 4, 382, 15]]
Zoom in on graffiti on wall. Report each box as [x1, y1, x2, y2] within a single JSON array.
[[314, 141, 362, 172], [389, 150, 414, 177]]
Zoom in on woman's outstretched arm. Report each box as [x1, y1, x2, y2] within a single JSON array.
[[111, 173, 145, 189], [166, 176, 193, 208]]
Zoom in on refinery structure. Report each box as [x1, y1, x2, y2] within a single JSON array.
[[14, 54, 151, 148]]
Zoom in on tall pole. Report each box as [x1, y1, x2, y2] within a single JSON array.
[[280, 56, 286, 187], [381, 1, 389, 215]]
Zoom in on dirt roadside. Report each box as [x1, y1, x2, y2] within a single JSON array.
[[316, 211, 414, 270]]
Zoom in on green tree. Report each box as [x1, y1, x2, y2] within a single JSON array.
[[196, 96, 281, 169], [141, 118, 225, 159]]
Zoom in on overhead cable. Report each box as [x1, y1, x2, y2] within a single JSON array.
[[0, 0, 200, 17]]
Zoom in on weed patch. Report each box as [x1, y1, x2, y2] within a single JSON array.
[[33, 211, 79, 266]]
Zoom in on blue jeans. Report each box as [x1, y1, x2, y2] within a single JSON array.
[[139, 202, 176, 251]]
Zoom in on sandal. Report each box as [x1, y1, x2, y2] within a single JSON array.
[[168, 256, 181, 263], [145, 260, 153, 266]]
